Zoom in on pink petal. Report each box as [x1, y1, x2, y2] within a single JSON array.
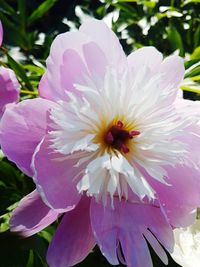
[[176, 97, 200, 124], [39, 31, 88, 101], [83, 42, 108, 78], [90, 198, 173, 267], [39, 19, 126, 102], [150, 165, 200, 227], [176, 88, 183, 99], [175, 98, 200, 165], [160, 55, 184, 89], [0, 20, 3, 46], [32, 136, 81, 212], [128, 46, 163, 73], [60, 49, 89, 96], [159, 55, 185, 102], [47, 196, 95, 267], [38, 73, 53, 100], [80, 19, 127, 73], [177, 125, 200, 166], [128, 48, 184, 103], [10, 190, 59, 237], [0, 98, 55, 176], [0, 67, 20, 117]]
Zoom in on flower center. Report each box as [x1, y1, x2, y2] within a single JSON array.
[[104, 120, 140, 154]]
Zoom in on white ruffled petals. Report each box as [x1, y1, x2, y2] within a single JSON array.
[[49, 66, 190, 204], [77, 153, 155, 206]]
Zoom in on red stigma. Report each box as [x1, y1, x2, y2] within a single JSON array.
[[116, 120, 123, 129], [104, 120, 140, 154]]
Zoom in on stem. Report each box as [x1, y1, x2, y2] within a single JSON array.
[[20, 89, 38, 95], [180, 85, 200, 94], [0, 46, 8, 54]]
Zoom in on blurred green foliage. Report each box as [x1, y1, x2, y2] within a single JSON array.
[[0, 0, 200, 266]]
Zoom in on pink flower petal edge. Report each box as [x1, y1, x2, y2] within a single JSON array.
[[90, 198, 173, 267], [0, 98, 55, 176], [32, 136, 81, 212], [0, 20, 3, 46], [47, 196, 96, 267], [0, 67, 20, 117], [10, 190, 59, 237]]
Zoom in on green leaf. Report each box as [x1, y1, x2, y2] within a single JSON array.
[[182, 0, 200, 6], [180, 84, 200, 94], [38, 229, 53, 243], [185, 65, 200, 78], [167, 26, 184, 56], [7, 54, 33, 90], [0, 232, 48, 267], [0, 13, 29, 49], [185, 58, 200, 69], [18, 0, 26, 31], [26, 250, 34, 267], [28, 0, 57, 26], [194, 26, 200, 49], [143, 1, 157, 8], [23, 64, 45, 75], [190, 75, 200, 81], [112, 2, 139, 20], [191, 47, 200, 60], [0, 13, 19, 35], [0, 0, 15, 15], [117, 0, 137, 2]]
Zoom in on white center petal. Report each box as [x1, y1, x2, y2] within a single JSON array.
[[77, 153, 155, 206], [49, 66, 190, 206]]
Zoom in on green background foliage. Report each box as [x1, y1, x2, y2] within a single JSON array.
[[0, 0, 200, 266]]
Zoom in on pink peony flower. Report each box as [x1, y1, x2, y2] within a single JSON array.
[[1, 19, 200, 267]]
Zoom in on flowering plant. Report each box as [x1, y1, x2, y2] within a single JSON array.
[[1, 18, 200, 267]]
